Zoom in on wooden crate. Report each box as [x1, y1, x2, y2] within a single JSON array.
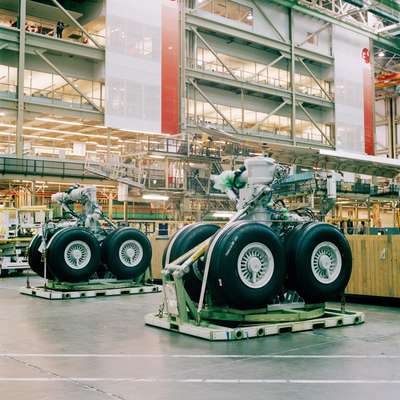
[[150, 234, 400, 298], [346, 235, 400, 298], [150, 237, 169, 280]]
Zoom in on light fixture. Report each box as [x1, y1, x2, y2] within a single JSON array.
[[35, 117, 84, 126], [142, 194, 169, 201], [213, 211, 235, 218], [378, 51, 385, 57], [0, 123, 120, 140], [149, 155, 165, 159], [246, 13, 253, 20]]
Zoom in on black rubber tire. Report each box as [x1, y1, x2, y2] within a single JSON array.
[[0, 269, 9, 277], [208, 221, 286, 309], [101, 228, 152, 280], [28, 234, 55, 280], [284, 222, 312, 290], [289, 222, 352, 303], [163, 223, 220, 301], [47, 228, 100, 283]]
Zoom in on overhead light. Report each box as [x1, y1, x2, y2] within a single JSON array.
[[142, 194, 169, 201], [213, 211, 235, 218], [0, 112, 5, 116], [246, 13, 253, 20], [0, 131, 65, 142], [94, 125, 107, 129], [35, 117, 84, 126], [0, 123, 119, 140], [378, 51, 385, 57], [149, 155, 165, 159]]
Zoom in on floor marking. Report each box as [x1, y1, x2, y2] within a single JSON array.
[[1, 354, 400, 359], [0, 378, 399, 384]]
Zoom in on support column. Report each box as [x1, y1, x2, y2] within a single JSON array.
[[16, 0, 26, 157], [108, 191, 113, 220], [31, 181, 36, 206], [289, 8, 296, 145], [387, 97, 396, 158], [107, 128, 112, 161], [123, 201, 128, 222]]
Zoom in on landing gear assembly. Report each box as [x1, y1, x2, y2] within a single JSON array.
[[146, 157, 364, 340], [27, 185, 152, 283]]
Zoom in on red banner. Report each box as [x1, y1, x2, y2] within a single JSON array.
[[161, 0, 180, 134], [362, 48, 374, 155]]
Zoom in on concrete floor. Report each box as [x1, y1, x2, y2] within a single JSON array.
[[0, 275, 399, 400]]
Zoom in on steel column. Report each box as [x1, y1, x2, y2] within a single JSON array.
[[289, 8, 296, 145], [16, 0, 26, 158]]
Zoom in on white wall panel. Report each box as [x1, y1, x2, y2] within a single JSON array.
[[105, 0, 161, 132], [333, 26, 368, 153]]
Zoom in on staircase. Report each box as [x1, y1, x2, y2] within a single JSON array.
[[85, 158, 145, 188]]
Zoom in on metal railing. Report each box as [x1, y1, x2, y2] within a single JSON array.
[[0, 156, 100, 180], [187, 58, 332, 100]]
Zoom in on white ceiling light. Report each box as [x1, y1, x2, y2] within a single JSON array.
[[149, 155, 165, 159], [0, 123, 119, 140], [213, 211, 235, 218], [378, 51, 385, 57], [142, 194, 169, 201], [246, 13, 253, 20], [35, 117, 84, 126]]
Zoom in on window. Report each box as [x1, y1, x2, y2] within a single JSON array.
[[198, 0, 254, 26]]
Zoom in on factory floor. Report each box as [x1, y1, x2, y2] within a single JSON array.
[[0, 275, 399, 400]]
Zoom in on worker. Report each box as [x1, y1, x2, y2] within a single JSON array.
[[339, 220, 345, 234], [359, 221, 366, 235], [347, 218, 353, 235], [56, 21, 65, 38]]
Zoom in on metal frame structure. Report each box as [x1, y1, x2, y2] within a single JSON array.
[[186, 1, 335, 148]]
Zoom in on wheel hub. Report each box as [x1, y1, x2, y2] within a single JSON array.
[[237, 242, 275, 289], [64, 240, 91, 270], [248, 257, 262, 274], [311, 241, 342, 284], [119, 240, 143, 268], [72, 249, 82, 260], [318, 254, 331, 270], [126, 248, 136, 258]]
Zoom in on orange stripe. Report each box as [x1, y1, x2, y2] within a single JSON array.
[[363, 64, 374, 155], [161, 0, 180, 135]]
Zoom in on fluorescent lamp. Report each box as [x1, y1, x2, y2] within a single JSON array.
[[142, 194, 169, 201], [149, 155, 165, 159], [213, 211, 235, 218], [35, 117, 84, 126], [0, 123, 119, 140]]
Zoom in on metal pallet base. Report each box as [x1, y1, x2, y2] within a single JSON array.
[[145, 308, 365, 341], [20, 280, 161, 300]]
